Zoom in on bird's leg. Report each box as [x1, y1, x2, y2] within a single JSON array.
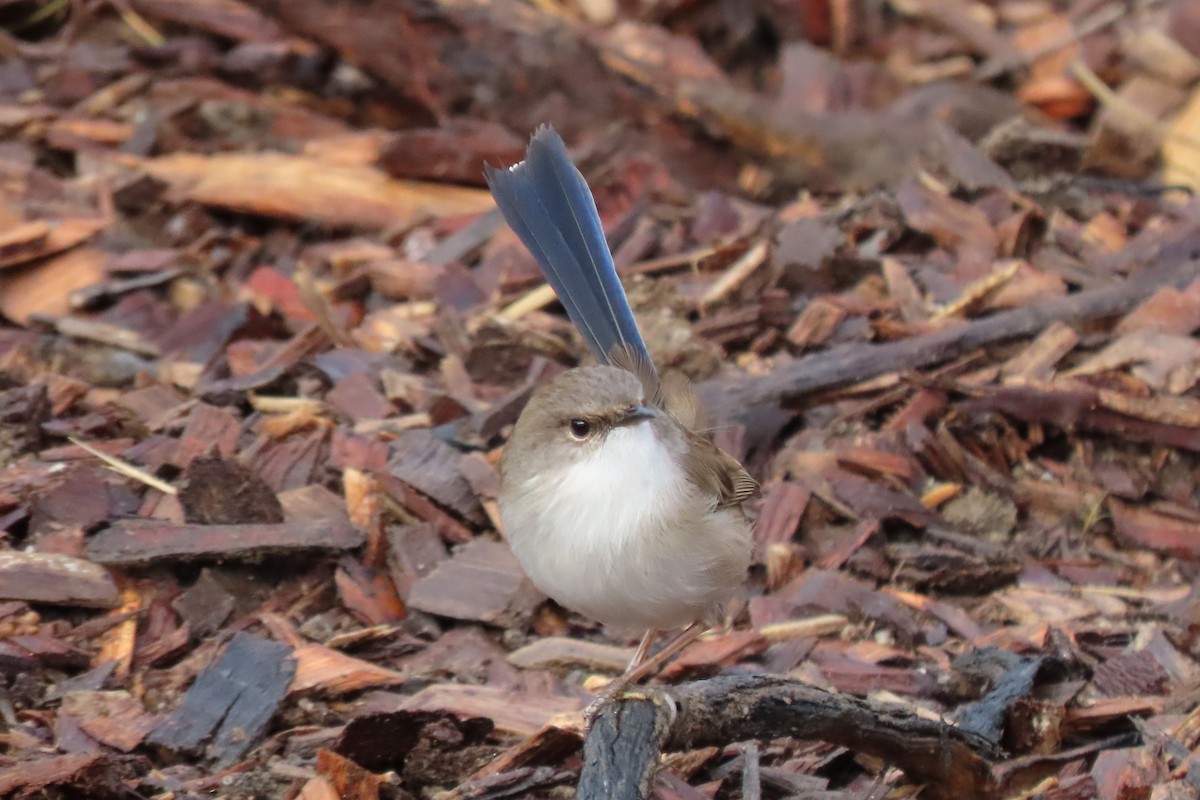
[[628, 628, 658, 670], [623, 622, 706, 684], [583, 622, 707, 725]]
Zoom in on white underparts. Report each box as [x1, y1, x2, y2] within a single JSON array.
[[500, 422, 751, 632]]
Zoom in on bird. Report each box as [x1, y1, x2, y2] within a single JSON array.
[[484, 126, 759, 717]]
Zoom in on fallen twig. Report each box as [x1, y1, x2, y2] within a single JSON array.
[[703, 256, 1200, 422], [578, 674, 1000, 800]]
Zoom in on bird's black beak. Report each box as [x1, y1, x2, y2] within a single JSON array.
[[616, 405, 658, 427]]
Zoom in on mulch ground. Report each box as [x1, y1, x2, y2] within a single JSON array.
[[1, 1, 1200, 798]]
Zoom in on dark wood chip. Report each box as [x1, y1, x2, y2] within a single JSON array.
[[148, 632, 295, 766], [179, 454, 285, 525], [0, 384, 49, 463], [385, 430, 486, 524], [84, 515, 363, 565]]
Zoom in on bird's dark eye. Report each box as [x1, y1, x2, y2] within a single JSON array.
[[568, 419, 591, 439]]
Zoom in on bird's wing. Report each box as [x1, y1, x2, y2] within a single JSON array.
[[682, 433, 762, 511], [660, 368, 759, 509]]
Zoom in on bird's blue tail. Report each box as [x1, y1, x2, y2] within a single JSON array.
[[485, 126, 653, 369]]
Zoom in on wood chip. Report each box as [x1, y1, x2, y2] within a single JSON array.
[[0, 551, 119, 608], [60, 690, 158, 751], [84, 515, 363, 565], [1109, 500, 1200, 560], [399, 683, 583, 737], [315, 748, 383, 800], [385, 430, 486, 524], [139, 152, 493, 229], [289, 642, 408, 696], [0, 247, 109, 325], [1067, 697, 1166, 731], [148, 632, 295, 765], [407, 538, 542, 625], [0, 754, 105, 796], [0, 218, 107, 271], [507, 637, 634, 673], [786, 298, 845, 350], [660, 630, 768, 679], [999, 320, 1078, 383]]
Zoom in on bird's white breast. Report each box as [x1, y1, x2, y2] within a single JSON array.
[[499, 422, 751, 632]]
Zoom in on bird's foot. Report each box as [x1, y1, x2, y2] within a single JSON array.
[[582, 674, 635, 726], [581, 623, 708, 728]]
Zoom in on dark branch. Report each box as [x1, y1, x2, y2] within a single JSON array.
[[580, 674, 1001, 800], [702, 256, 1200, 421]]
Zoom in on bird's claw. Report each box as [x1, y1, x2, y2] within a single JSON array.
[[582, 676, 637, 727], [582, 685, 618, 727]]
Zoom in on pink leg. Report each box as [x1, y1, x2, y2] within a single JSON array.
[[628, 629, 658, 671], [584, 622, 707, 725], [623, 622, 705, 684]]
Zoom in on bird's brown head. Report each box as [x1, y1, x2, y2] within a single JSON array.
[[500, 365, 671, 485]]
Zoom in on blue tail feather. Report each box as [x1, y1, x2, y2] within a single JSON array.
[[485, 126, 653, 369]]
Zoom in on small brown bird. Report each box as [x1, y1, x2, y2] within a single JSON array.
[[485, 127, 758, 713]]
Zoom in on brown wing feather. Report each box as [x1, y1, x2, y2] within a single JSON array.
[[682, 434, 761, 510]]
